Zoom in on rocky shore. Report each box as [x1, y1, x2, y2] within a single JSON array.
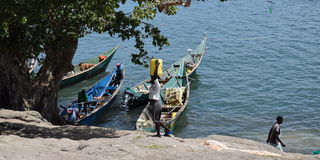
[[0, 109, 319, 160]]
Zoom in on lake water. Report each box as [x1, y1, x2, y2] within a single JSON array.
[[59, 0, 320, 154]]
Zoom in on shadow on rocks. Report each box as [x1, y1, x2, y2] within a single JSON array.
[[0, 109, 122, 140], [0, 122, 120, 140]]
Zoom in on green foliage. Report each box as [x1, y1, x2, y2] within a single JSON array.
[[132, 2, 157, 20], [0, 0, 174, 65], [163, 6, 178, 15]]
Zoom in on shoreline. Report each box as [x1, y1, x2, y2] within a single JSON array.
[[0, 109, 319, 160]]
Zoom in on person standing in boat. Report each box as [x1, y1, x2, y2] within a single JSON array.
[[149, 59, 171, 137], [266, 116, 286, 152], [110, 63, 123, 86]]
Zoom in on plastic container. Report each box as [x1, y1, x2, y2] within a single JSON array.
[[99, 55, 106, 62], [150, 59, 163, 77], [171, 112, 177, 118]]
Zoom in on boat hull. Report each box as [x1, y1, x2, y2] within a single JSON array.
[[60, 62, 124, 125], [78, 95, 117, 125], [136, 61, 190, 132], [60, 46, 118, 88], [136, 83, 190, 132]]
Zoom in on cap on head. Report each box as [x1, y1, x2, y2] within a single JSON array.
[[67, 108, 72, 114]]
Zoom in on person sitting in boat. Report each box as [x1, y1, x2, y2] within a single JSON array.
[[78, 89, 89, 115], [66, 108, 80, 121]]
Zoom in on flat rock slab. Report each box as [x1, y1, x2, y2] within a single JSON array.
[[0, 109, 319, 160]]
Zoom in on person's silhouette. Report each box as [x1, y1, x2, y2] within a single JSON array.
[[266, 116, 286, 151]]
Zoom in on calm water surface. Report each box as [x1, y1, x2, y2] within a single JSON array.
[[59, 0, 320, 154]]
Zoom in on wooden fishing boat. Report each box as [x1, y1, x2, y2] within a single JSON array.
[[60, 62, 124, 125], [60, 46, 119, 89], [121, 34, 206, 109], [136, 61, 190, 132]]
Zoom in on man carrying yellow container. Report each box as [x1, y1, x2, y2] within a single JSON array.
[[149, 59, 172, 137]]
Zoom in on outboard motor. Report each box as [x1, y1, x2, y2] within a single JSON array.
[[120, 88, 135, 111]]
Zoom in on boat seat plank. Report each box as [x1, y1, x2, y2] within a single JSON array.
[[143, 83, 150, 90], [162, 105, 182, 109]]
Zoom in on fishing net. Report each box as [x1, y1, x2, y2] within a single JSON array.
[[164, 87, 186, 108]]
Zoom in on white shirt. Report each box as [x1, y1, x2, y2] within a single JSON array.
[[148, 79, 161, 100]]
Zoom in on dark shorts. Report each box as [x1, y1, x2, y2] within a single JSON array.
[[150, 100, 162, 123]]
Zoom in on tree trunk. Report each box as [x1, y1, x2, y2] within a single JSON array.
[[0, 52, 33, 110], [33, 38, 78, 124], [0, 37, 78, 125]]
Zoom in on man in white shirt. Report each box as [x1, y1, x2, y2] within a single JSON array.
[[149, 76, 171, 137]]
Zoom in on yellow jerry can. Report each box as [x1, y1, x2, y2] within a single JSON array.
[[150, 59, 163, 77], [171, 112, 177, 118]]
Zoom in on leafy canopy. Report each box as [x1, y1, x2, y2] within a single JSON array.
[[0, 0, 177, 65]]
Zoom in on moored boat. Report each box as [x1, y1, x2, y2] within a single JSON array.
[[60, 62, 124, 125], [60, 46, 119, 89], [136, 61, 190, 132], [121, 34, 206, 109]]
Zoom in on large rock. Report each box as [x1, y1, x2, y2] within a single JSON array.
[[0, 109, 127, 139], [0, 109, 319, 160]]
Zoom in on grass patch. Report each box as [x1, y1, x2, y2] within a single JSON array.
[[141, 145, 167, 149]]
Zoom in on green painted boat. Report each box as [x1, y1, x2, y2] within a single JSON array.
[[60, 46, 119, 88], [136, 61, 190, 132], [121, 34, 206, 109]]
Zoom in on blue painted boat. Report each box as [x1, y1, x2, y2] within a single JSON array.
[[60, 61, 125, 125]]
